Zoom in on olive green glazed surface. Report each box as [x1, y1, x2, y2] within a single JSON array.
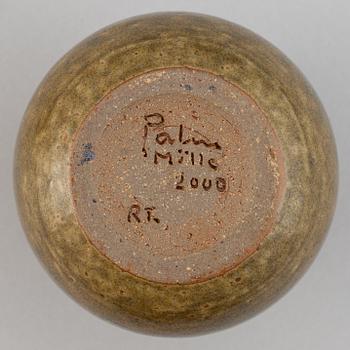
[[14, 12, 338, 335]]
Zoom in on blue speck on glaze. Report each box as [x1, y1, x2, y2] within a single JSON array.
[[80, 143, 95, 165], [181, 83, 193, 91]]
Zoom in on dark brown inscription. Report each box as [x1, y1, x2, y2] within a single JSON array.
[[128, 204, 160, 224], [190, 177, 199, 188], [144, 113, 164, 127], [127, 204, 141, 223], [175, 172, 185, 190], [216, 177, 227, 192], [154, 151, 173, 165], [156, 131, 175, 145], [142, 112, 228, 193], [175, 174, 228, 192], [202, 178, 212, 191]]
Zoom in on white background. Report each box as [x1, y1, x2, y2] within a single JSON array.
[[0, 1, 349, 349]]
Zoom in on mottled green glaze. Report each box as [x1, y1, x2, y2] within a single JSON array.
[[14, 12, 337, 335]]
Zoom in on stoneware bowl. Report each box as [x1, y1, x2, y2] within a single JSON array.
[[14, 12, 338, 335]]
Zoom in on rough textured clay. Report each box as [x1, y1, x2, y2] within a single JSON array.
[[14, 12, 338, 335]]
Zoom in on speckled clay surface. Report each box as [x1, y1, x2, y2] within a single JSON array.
[[14, 12, 338, 335]]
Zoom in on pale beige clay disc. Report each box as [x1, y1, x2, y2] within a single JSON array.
[[71, 67, 286, 284]]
